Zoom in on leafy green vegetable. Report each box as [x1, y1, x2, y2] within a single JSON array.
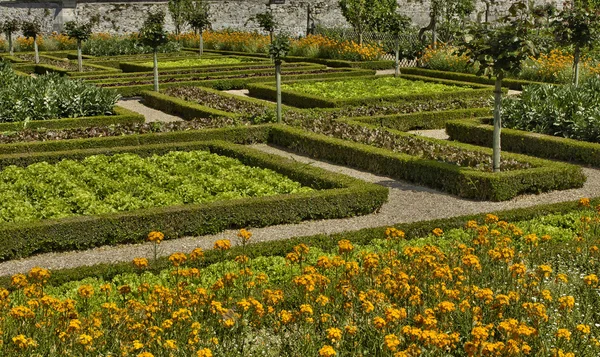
[[282, 77, 464, 100], [0, 150, 311, 224], [139, 57, 244, 68]]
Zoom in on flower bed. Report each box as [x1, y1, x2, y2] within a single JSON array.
[[247, 75, 493, 108], [119, 56, 267, 73], [2, 206, 600, 356]]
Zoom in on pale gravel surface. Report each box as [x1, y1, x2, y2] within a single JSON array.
[[0, 143, 598, 276], [117, 97, 183, 123], [407, 129, 449, 140]]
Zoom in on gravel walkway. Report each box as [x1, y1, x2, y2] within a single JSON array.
[[0, 144, 598, 276], [117, 97, 183, 123], [407, 129, 449, 140]]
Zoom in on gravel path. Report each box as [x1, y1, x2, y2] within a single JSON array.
[[118, 97, 183, 123], [0, 144, 598, 276], [407, 129, 449, 140]]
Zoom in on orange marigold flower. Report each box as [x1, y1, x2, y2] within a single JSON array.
[[214, 239, 231, 251], [319, 345, 337, 357], [147, 231, 164, 243]]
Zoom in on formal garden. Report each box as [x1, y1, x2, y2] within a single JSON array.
[[0, 0, 600, 355]]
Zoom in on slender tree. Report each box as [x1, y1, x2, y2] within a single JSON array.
[[139, 11, 169, 91], [410, 0, 474, 47], [269, 34, 290, 123], [249, 11, 277, 43], [384, 13, 411, 77], [64, 21, 93, 72], [552, 1, 600, 87], [186, 0, 211, 56], [2, 19, 20, 56], [21, 19, 42, 64], [458, 1, 537, 172], [168, 0, 190, 35], [338, 0, 368, 45]]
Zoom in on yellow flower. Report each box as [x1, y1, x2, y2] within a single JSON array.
[[558, 296, 575, 310], [373, 316, 387, 329], [432, 228, 444, 237], [280, 310, 293, 324], [77, 334, 93, 346], [77, 285, 94, 299], [28, 267, 51, 283], [579, 197, 591, 207], [190, 248, 204, 260], [326, 327, 342, 342], [384, 334, 400, 351], [338, 239, 353, 254], [169, 252, 187, 267], [11, 274, 28, 288], [214, 239, 231, 251], [556, 328, 571, 341], [147, 231, 164, 243], [133, 257, 149, 269], [10, 306, 35, 319], [319, 345, 337, 357], [584, 274, 599, 286], [237, 228, 252, 243], [137, 353, 154, 357], [12, 334, 37, 349], [197, 348, 213, 357]]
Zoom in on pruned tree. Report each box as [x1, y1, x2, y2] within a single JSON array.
[[248, 11, 277, 43], [552, 1, 600, 87], [384, 13, 412, 77], [186, 0, 211, 56], [269, 34, 290, 123], [2, 19, 20, 56], [168, 0, 190, 35], [139, 11, 169, 91], [458, 1, 537, 172], [410, 0, 475, 48], [64, 20, 93, 72], [21, 19, 42, 64]]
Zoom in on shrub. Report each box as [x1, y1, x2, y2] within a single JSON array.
[[420, 43, 475, 73], [503, 77, 600, 143], [0, 66, 120, 122], [82, 33, 181, 56]]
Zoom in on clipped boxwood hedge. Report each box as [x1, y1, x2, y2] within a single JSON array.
[[6, 195, 595, 288], [247, 74, 495, 108], [0, 139, 387, 261], [142, 90, 237, 120], [447, 118, 600, 167], [347, 107, 491, 131], [401, 67, 547, 90], [269, 125, 585, 201], [0, 106, 144, 132]]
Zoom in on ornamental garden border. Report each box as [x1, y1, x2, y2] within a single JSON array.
[[0, 137, 387, 262], [119, 56, 269, 73], [446, 118, 600, 167]]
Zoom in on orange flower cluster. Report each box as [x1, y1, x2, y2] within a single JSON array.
[[520, 49, 600, 83], [420, 43, 473, 73]]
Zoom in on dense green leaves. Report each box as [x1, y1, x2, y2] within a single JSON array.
[[281, 77, 463, 100], [0, 66, 119, 123], [269, 35, 290, 64], [138, 57, 243, 68], [0, 150, 310, 224], [63, 21, 93, 42], [20, 19, 41, 39], [139, 11, 169, 50], [82, 36, 181, 56], [503, 78, 600, 143]]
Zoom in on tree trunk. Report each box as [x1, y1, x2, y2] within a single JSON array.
[[492, 75, 503, 173], [8, 33, 13, 56], [574, 46, 581, 87], [199, 30, 204, 56], [431, 16, 437, 49], [269, 30, 274, 44], [77, 40, 83, 72], [33, 36, 39, 64], [358, 31, 363, 46], [153, 50, 159, 92], [394, 38, 400, 78], [276, 61, 282, 123]]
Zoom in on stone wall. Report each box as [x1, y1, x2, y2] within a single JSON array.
[[0, 0, 565, 36]]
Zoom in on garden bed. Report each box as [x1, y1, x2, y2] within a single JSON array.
[[1, 204, 599, 356], [247, 75, 494, 108], [119, 56, 268, 72], [0, 138, 387, 261]]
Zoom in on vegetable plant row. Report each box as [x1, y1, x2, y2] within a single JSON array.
[[0, 150, 310, 224]]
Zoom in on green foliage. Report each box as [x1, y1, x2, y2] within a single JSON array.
[[0, 150, 310, 224], [249, 11, 277, 34], [1, 19, 20, 34], [82, 36, 181, 56], [459, 1, 537, 79], [269, 35, 290, 64], [20, 19, 41, 39], [139, 11, 169, 50], [63, 21, 93, 42], [383, 13, 412, 36], [281, 76, 463, 100], [185, 0, 211, 32], [138, 57, 243, 69], [503, 78, 600, 143], [168, 0, 190, 35], [338, 0, 397, 41], [0, 66, 119, 123]]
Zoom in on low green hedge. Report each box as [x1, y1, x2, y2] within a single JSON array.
[[142, 90, 239, 120], [0, 139, 387, 261], [348, 107, 491, 131], [197, 49, 396, 69], [247, 74, 494, 108], [0, 106, 144, 132], [269, 125, 585, 201], [446, 118, 600, 167], [401, 67, 547, 90], [5, 196, 594, 287], [34, 62, 120, 77]]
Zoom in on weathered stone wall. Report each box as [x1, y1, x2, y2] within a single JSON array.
[[0, 0, 565, 36]]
